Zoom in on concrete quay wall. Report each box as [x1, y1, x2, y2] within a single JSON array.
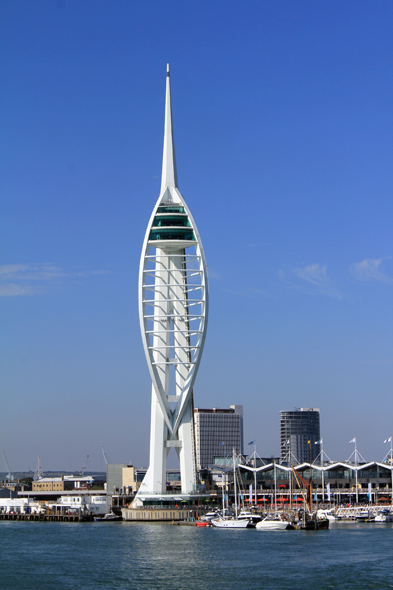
[[122, 507, 199, 521]]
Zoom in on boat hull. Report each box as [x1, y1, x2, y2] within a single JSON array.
[[93, 512, 122, 522], [256, 519, 289, 531], [300, 519, 329, 530], [211, 518, 251, 528], [238, 511, 262, 524], [375, 511, 393, 522]]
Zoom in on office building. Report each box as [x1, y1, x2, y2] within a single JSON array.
[[194, 405, 244, 470], [106, 464, 128, 496], [280, 408, 320, 464]]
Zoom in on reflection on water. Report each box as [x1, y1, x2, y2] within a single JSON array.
[[1, 521, 393, 589]]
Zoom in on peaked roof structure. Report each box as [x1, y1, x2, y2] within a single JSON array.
[[160, 64, 178, 193]]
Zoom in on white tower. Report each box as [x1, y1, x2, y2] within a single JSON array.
[[138, 65, 209, 496]]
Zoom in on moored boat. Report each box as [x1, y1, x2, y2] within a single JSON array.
[[238, 510, 262, 524], [297, 509, 329, 530], [317, 509, 337, 521], [355, 510, 370, 522], [210, 516, 252, 528], [300, 517, 329, 530], [200, 510, 220, 522], [94, 511, 122, 522], [375, 509, 393, 522], [256, 515, 290, 530], [210, 449, 253, 529]]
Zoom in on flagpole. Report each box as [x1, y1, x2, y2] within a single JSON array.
[[274, 461, 277, 513], [254, 443, 257, 507]]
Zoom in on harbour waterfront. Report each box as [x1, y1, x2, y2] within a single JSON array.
[[1, 521, 393, 589]]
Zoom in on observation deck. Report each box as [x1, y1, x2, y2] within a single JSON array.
[[148, 205, 196, 248]]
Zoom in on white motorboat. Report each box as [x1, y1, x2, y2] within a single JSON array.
[[93, 511, 122, 522], [375, 509, 393, 522], [211, 517, 251, 528], [200, 510, 220, 522], [355, 510, 370, 522], [317, 509, 337, 521], [256, 515, 290, 530], [238, 510, 262, 524]]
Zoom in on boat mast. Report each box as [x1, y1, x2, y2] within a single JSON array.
[[233, 448, 238, 519], [222, 472, 225, 514], [274, 461, 277, 513], [320, 438, 325, 502], [308, 440, 312, 513], [253, 443, 257, 506]]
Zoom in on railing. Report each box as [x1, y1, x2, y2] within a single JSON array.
[[336, 506, 392, 518]]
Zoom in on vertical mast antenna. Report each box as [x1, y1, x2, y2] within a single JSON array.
[[160, 63, 178, 192]]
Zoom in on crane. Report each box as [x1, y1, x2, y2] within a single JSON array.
[[2, 450, 14, 482], [101, 445, 109, 466], [80, 455, 89, 476]]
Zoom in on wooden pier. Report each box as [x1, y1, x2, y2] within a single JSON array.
[[0, 512, 93, 522]]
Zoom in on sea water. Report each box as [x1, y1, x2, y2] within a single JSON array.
[[1, 521, 393, 590]]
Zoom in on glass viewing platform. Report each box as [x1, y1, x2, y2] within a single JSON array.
[[149, 205, 195, 241]]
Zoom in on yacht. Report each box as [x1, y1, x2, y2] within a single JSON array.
[[200, 510, 220, 522], [211, 517, 252, 528], [355, 510, 370, 522], [256, 515, 290, 530], [93, 511, 122, 522], [317, 508, 337, 521], [210, 449, 253, 529], [375, 509, 393, 522], [238, 510, 262, 524]]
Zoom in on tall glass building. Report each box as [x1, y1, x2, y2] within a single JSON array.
[[280, 408, 320, 465], [194, 405, 244, 470]]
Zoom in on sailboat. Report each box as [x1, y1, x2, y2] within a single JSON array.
[[211, 450, 252, 528], [292, 466, 329, 530]]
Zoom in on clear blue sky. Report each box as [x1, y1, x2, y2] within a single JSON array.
[[1, 1, 392, 473]]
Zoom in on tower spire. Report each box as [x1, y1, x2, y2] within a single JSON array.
[[160, 64, 178, 192]]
